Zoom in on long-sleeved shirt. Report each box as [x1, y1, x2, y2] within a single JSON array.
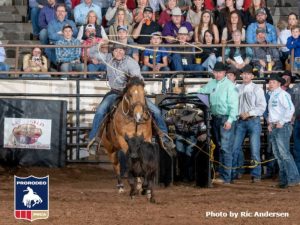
[[23, 54, 48, 72], [246, 22, 277, 44], [162, 21, 193, 39], [0, 41, 6, 63], [278, 29, 291, 52], [237, 82, 266, 116], [90, 45, 143, 91], [38, 3, 56, 29], [290, 83, 300, 119], [286, 36, 300, 58], [47, 18, 78, 43], [252, 43, 282, 70], [29, 0, 48, 8], [268, 87, 295, 125], [105, 6, 133, 26], [55, 38, 82, 63], [74, 2, 102, 26], [198, 77, 239, 123]]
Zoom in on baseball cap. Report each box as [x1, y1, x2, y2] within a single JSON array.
[[117, 25, 128, 32], [143, 6, 153, 13], [256, 27, 266, 34], [62, 24, 72, 31], [256, 8, 267, 16], [85, 24, 96, 31]]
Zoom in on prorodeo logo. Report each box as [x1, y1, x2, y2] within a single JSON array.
[[14, 176, 49, 222]]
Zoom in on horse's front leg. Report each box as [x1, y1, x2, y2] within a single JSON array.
[[107, 151, 124, 193]]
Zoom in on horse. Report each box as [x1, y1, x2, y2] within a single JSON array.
[[99, 77, 152, 193]]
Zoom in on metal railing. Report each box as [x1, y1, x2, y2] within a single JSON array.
[[0, 43, 298, 163]]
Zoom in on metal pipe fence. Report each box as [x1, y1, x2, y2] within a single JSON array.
[[0, 43, 299, 163]]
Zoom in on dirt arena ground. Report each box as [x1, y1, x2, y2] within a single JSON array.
[[0, 164, 299, 225]]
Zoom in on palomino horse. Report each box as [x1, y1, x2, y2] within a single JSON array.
[[99, 77, 152, 193]]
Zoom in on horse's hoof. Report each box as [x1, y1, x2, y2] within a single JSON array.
[[118, 188, 125, 194]]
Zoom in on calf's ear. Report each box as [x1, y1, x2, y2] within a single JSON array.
[[125, 133, 129, 142]]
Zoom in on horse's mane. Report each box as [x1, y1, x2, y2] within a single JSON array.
[[123, 77, 145, 95]]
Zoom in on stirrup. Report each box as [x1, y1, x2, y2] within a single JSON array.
[[87, 137, 95, 150]]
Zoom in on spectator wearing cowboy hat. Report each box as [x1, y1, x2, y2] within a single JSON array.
[[279, 70, 295, 94], [132, 6, 162, 44], [231, 64, 266, 183], [170, 26, 204, 76], [162, 7, 193, 43], [267, 73, 300, 188], [198, 62, 239, 184]]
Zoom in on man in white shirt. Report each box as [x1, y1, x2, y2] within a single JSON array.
[[231, 65, 266, 183], [267, 74, 300, 188]]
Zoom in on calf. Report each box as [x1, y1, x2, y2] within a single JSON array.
[[125, 135, 159, 203]]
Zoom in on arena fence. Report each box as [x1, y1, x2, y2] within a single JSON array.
[[0, 43, 299, 164]]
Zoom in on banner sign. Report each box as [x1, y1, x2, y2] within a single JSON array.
[[4, 118, 52, 149]]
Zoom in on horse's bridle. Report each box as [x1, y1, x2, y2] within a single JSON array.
[[122, 95, 150, 122]]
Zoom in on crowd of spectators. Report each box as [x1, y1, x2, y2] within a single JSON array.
[[0, 0, 300, 78]]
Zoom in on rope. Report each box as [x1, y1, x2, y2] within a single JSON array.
[[175, 134, 276, 170]]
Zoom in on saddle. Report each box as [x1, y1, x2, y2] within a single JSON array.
[[97, 93, 123, 140]]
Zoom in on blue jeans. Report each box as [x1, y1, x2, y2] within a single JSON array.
[[30, 7, 40, 36], [141, 65, 170, 72], [89, 92, 168, 140], [294, 59, 300, 71], [22, 74, 51, 78], [45, 48, 57, 65], [265, 132, 278, 177], [171, 53, 204, 75], [293, 120, 300, 173], [211, 115, 236, 183], [201, 54, 217, 72], [270, 123, 300, 186], [87, 63, 106, 78], [60, 62, 84, 72], [0, 62, 10, 78], [176, 135, 196, 157], [232, 117, 262, 179], [39, 28, 49, 45]]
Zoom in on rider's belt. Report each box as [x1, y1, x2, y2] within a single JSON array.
[[239, 116, 258, 121]]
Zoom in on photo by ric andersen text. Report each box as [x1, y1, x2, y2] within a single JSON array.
[[205, 211, 289, 218]]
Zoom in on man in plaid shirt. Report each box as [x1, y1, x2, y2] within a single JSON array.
[[55, 24, 84, 75]]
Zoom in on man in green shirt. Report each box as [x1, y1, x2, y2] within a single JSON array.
[[198, 62, 239, 184]]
